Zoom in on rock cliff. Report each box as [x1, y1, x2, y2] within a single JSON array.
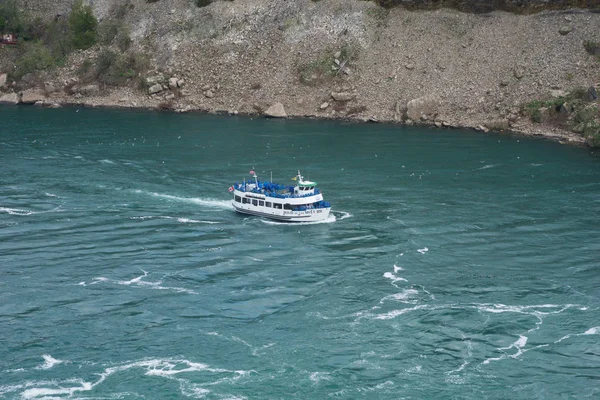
[[2, 0, 599, 145]]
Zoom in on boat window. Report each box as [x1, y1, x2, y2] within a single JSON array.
[[265, 202, 272, 208], [252, 199, 258, 206], [242, 197, 248, 204], [309, 186, 314, 190], [284, 204, 292, 210], [259, 200, 264, 206], [235, 195, 241, 202], [273, 203, 282, 209]]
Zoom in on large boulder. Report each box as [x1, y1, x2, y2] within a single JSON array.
[[20, 89, 46, 104], [146, 74, 165, 86], [79, 84, 100, 96], [264, 102, 287, 118], [331, 92, 356, 102], [406, 95, 440, 121], [0, 92, 19, 105], [0, 73, 7, 88], [148, 83, 164, 95]]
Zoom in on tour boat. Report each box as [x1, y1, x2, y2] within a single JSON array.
[[229, 170, 331, 222]]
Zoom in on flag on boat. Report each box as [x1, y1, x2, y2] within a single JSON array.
[[228, 186, 234, 192], [291, 176, 297, 180], [249, 170, 256, 175]]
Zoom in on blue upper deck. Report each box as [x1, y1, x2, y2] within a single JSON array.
[[233, 180, 321, 199]]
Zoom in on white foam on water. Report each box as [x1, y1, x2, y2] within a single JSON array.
[[130, 215, 219, 224], [417, 247, 428, 254], [137, 190, 234, 210], [36, 355, 63, 370], [14, 358, 247, 399], [0, 207, 36, 216], [383, 272, 407, 283], [309, 371, 332, 383], [247, 256, 263, 262], [483, 335, 528, 365], [555, 326, 599, 343], [99, 159, 115, 164], [380, 289, 419, 304], [44, 192, 58, 198], [476, 164, 499, 171], [374, 304, 432, 320], [177, 217, 219, 224], [21, 378, 93, 399], [180, 384, 211, 398], [90, 272, 197, 294], [393, 264, 403, 272], [261, 213, 337, 225], [583, 326, 599, 335], [335, 211, 352, 220]]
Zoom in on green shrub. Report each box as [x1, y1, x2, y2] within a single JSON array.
[[587, 132, 600, 147], [0, 0, 24, 34], [69, 0, 98, 50], [13, 41, 54, 79], [583, 41, 600, 55], [95, 50, 149, 86], [116, 28, 132, 52], [44, 18, 74, 59], [98, 21, 119, 45]]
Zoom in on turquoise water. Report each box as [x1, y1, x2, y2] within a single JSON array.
[[1, 106, 599, 399]]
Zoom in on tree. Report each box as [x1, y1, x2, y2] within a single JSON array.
[[68, 0, 97, 49]]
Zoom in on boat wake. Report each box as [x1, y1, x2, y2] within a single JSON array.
[[133, 190, 233, 210], [260, 210, 351, 226]]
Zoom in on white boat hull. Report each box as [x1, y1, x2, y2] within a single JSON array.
[[231, 189, 331, 222]]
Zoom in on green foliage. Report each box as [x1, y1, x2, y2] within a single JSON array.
[[587, 131, 600, 147], [13, 41, 54, 79], [583, 41, 600, 55], [116, 27, 132, 52], [298, 56, 335, 86], [98, 21, 119, 45], [95, 49, 150, 86], [298, 45, 358, 86], [523, 88, 589, 123], [44, 18, 73, 59], [0, 0, 23, 34], [69, 0, 98, 50], [195, 0, 212, 7]]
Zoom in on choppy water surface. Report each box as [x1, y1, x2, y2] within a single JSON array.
[[1, 106, 599, 399]]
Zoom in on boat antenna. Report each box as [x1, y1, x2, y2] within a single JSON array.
[[270, 170, 273, 182]]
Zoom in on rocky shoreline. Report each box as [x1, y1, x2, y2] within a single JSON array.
[[1, 0, 599, 147]]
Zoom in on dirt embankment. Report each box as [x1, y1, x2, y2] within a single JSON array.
[[1, 0, 599, 145]]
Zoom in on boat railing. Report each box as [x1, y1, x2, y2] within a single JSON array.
[[234, 182, 321, 198]]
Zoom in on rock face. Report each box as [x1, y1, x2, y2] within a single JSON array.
[[377, 0, 595, 13], [0, 92, 19, 105], [406, 95, 440, 121], [20, 89, 46, 104], [0, 73, 7, 88], [264, 102, 287, 118]]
